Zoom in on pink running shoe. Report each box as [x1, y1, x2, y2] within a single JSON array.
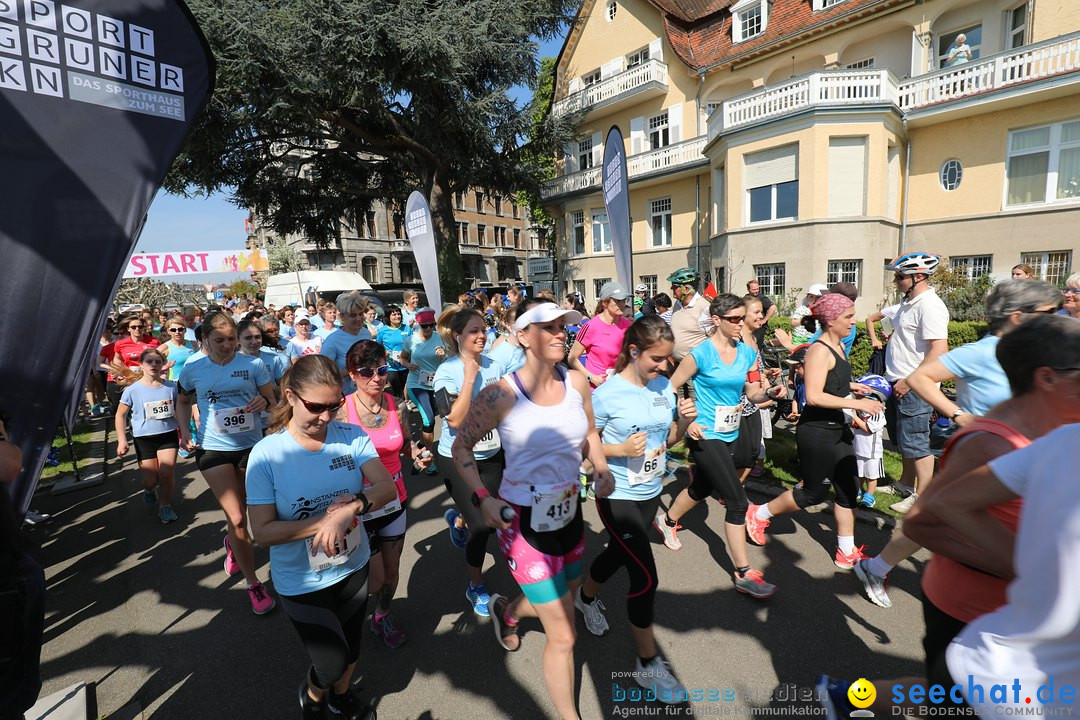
[[744, 504, 770, 546], [834, 545, 870, 571], [733, 567, 776, 599], [247, 581, 276, 615], [223, 536, 240, 577]]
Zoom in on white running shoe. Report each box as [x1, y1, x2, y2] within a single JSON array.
[[891, 493, 919, 514], [633, 656, 686, 704], [574, 587, 609, 636], [854, 559, 893, 608]]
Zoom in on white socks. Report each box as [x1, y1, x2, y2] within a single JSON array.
[[867, 555, 894, 577], [755, 504, 774, 521], [838, 535, 855, 554]]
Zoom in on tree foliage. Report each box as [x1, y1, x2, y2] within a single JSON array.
[[266, 236, 303, 275], [169, 0, 579, 297], [114, 279, 207, 310], [933, 266, 995, 322], [229, 280, 261, 300]]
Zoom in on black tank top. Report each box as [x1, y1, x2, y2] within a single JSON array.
[[798, 340, 851, 427]]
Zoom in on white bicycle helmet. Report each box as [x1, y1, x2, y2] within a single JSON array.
[[887, 252, 940, 276]]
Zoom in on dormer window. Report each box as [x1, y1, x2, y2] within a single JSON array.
[[813, 0, 845, 10], [732, 0, 769, 42]]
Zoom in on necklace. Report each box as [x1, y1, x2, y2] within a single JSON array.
[[354, 392, 384, 428]]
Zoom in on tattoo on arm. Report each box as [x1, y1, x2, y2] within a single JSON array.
[[456, 384, 506, 448]]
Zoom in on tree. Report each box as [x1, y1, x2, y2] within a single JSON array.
[[518, 55, 560, 254], [266, 236, 303, 275], [933, 266, 995, 322], [168, 0, 580, 298], [229, 280, 260, 300]]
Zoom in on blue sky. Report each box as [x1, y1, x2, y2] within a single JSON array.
[[137, 30, 569, 282]]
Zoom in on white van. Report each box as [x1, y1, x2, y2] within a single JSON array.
[[263, 271, 373, 309]]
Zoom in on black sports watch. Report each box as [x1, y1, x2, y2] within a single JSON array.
[[356, 492, 372, 516]]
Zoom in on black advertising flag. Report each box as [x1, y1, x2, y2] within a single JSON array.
[[602, 125, 632, 290], [0, 0, 214, 516]]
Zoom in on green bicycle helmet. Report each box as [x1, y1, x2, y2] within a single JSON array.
[[666, 267, 700, 285]]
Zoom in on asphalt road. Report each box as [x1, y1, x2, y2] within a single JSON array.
[[30, 422, 930, 720]]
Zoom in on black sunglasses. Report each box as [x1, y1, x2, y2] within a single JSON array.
[[356, 365, 390, 378], [420, 323, 436, 330], [295, 393, 345, 414]]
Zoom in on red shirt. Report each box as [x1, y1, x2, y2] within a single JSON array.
[[113, 337, 159, 369], [99, 342, 116, 382]]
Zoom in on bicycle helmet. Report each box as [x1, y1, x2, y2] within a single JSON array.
[[855, 374, 891, 403], [666, 267, 700, 285], [887, 252, 940, 276]]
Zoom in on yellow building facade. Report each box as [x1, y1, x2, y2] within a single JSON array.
[[545, 0, 1080, 313]]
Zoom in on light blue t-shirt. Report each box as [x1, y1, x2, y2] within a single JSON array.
[[404, 332, 444, 390], [593, 374, 677, 501], [810, 324, 858, 356], [259, 347, 290, 382], [433, 355, 504, 459], [320, 328, 373, 394], [164, 341, 197, 381], [377, 325, 411, 372], [485, 338, 526, 375], [177, 353, 273, 451], [246, 422, 379, 596], [689, 340, 757, 442], [314, 326, 336, 341], [282, 324, 296, 340], [119, 381, 179, 437], [939, 334, 1010, 417]]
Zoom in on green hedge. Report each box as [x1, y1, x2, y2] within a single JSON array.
[[765, 317, 988, 377]]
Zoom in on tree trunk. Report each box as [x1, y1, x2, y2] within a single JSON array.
[[429, 167, 466, 302]]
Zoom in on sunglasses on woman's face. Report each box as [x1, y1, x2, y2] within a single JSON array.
[[356, 365, 390, 378], [420, 323, 436, 330], [295, 393, 345, 414], [168, 327, 185, 333], [129, 324, 143, 330]]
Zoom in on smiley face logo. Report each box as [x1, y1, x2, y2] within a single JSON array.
[[847, 678, 876, 709]]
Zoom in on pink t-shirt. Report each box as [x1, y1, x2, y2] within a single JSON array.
[[576, 316, 632, 380], [344, 392, 406, 503]]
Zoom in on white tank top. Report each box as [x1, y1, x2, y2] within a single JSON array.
[[498, 368, 588, 506]]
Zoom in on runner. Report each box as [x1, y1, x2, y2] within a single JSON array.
[[279, 306, 296, 340], [568, 282, 632, 388], [744, 293, 883, 569], [577, 315, 695, 701], [365, 304, 384, 337], [314, 303, 339, 341], [451, 301, 613, 720], [851, 279, 1061, 609], [176, 311, 279, 615], [286, 312, 322, 365], [401, 309, 444, 475], [401, 290, 420, 330], [112, 315, 159, 370], [376, 305, 410, 399], [320, 292, 374, 395], [339, 340, 431, 649], [114, 348, 180, 523], [657, 294, 784, 597], [246, 355, 395, 720], [159, 315, 197, 382], [257, 316, 291, 383], [734, 295, 774, 484], [486, 299, 543, 375], [433, 305, 506, 615]]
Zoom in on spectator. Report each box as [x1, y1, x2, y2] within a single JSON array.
[[634, 284, 655, 315], [944, 33, 973, 67], [746, 279, 777, 347], [1011, 263, 1035, 280]]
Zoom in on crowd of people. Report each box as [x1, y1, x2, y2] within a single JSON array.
[[8, 259, 1080, 720]]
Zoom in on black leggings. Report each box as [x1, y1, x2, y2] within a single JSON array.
[[590, 495, 661, 628], [733, 410, 762, 469], [386, 370, 407, 400], [280, 566, 370, 690], [794, 423, 859, 509], [443, 450, 506, 569], [686, 437, 748, 525]]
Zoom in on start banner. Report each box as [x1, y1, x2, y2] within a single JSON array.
[[124, 248, 269, 278]]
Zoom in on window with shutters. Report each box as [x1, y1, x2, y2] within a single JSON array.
[[571, 210, 586, 255], [949, 255, 992, 281], [732, 0, 767, 42], [753, 263, 785, 298], [583, 69, 601, 87], [827, 137, 867, 217], [1020, 251, 1071, 285], [578, 137, 594, 170], [626, 47, 650, 68], [648, 113, 669, 150], [650, 198, 672, 247], [592, 212, 611, 254], [1007, 4, 1027, 50], [1007, 120, 1080, 206], [827, 260, 862, 287], [745, 145, 798, 224]]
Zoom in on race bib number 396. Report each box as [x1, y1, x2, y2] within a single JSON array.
[[212, 408, 254, 435]]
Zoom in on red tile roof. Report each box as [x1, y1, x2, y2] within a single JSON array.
[[654, 0, 910, 72]]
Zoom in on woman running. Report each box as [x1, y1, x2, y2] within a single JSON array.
[[486, 298, 544, 375], [159, 315, 198, 382], [286, 313, 322, 365], [246, 355, 395, 720], [376, 305, 410, 399], [656, 294, 784, 598], [115, 348, 180, 523], [568, 282, 632, 388], [452, 302, 614, 720], [744, 294, 882, 569], [433, 305, 507, 615], [577, 315, 695, 700], [112, 314, 159, 369], [339, 340, 430, 648], [279, 306, 297, 340], [401, 308, 444, 474], [734, 295, 774, 482], [176, 311, 278, 614], [320, 292, 374, 394]]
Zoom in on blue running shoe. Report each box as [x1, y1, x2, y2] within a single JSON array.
[[859, 492, 876, 509], [444, 508, 468, 550], [465, 582, 491, 617]]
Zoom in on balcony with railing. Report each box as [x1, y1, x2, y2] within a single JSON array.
[[552, 59, 668, 119], [389, 239, 411, 253], [541, 136, 709, 200], [708, 31, 1080, 140]]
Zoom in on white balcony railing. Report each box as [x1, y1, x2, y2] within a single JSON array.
[[541, 136, 708, 199], [553, 59, 668, 117]]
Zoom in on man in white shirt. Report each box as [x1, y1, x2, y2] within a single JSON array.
[[666, 267, 713, 362], [884, 252, 950, 513]]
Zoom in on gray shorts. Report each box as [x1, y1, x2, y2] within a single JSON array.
[[886, 388, 932, 459]]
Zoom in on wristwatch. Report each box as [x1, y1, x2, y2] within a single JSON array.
[[356, 492, 372, 516], [951, 408, 969, 419], [470, 487, 491, 507]]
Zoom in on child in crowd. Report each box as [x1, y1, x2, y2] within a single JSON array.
[[850, 374, 890, 509]]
